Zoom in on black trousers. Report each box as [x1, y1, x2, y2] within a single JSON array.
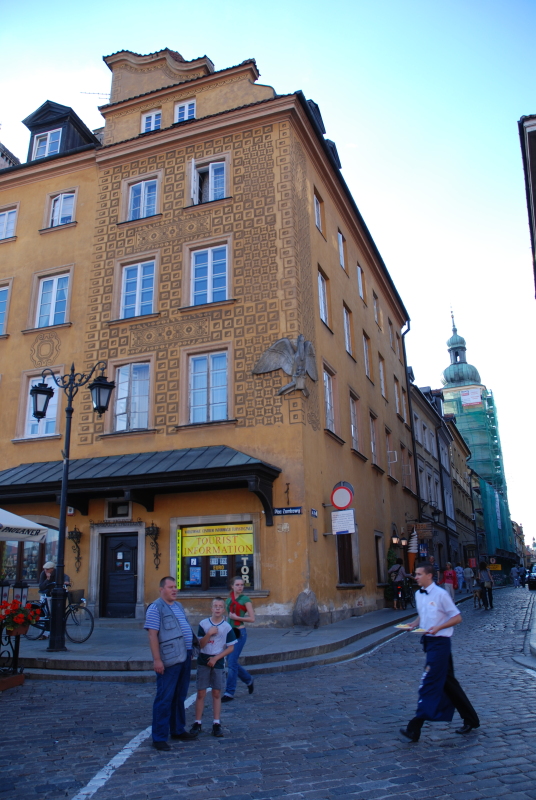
[[481, 585, 493, 609], [408, 650, 479, 736]]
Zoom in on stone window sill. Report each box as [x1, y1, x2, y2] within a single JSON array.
[[39, 221, 77, 234], [387, 475, 399, 485], [179, 299, 236, 312], [321, 319, 334, 334], [12, 434, 62, 443], [99, 429, 157, 439], [22, 322, 72, 335], [336, 584, 365, 590], [324, 428, 345, 445], [105, 313, 160, 326], [351, 449, 368, 462], [0, 333, 9, 339], [183, 196, 233, 211], [175, 419, 238, 430], [0, 236, 17, 244], [372, 463, 385, 475], [116, 213, 163, 228]]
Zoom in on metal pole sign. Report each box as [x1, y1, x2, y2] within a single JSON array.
[[331, 482, 354, 510]]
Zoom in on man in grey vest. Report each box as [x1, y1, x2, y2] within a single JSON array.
[[145, 576, 198, 750]]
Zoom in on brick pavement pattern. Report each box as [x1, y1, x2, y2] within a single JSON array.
[[2, 587, 536, 800]]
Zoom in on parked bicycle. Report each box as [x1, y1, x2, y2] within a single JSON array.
[[25, 587, 94, 643], [394, 579, 416, 610]]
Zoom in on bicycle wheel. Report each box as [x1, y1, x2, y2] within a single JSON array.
[[25, 603, 47, 640], [64, 606, 94, 643], [407, 587, 415, 608]]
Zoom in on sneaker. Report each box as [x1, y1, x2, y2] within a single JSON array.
[[189, 722, 202, 735], [212, 723, 224, 738], [221, 695, 234, 703]]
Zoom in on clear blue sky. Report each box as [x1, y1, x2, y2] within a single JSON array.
[[2, 0, 535, 538]]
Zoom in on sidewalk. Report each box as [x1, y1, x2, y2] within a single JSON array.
[[16, 591, 478, 682]]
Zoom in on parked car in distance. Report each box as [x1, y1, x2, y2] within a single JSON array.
[[528, 567, 536, 591]]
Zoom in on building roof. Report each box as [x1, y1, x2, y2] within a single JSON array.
[[0, 446, 281, 525], [0, 141, 20, 166]]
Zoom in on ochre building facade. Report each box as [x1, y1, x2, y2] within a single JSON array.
[[0, 49, 417, 624]]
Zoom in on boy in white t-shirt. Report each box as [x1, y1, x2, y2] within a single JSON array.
[[190, 597, 236, 738]]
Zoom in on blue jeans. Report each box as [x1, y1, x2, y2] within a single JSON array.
[[224, 628, 252, 697], [152, 652, 192, 742]]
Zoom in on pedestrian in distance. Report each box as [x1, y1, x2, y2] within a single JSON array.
[[399, 563, 480, 743], [37, 561, 71, 640], [463, 564, 474, 593], [478, 562, 494, 610], [388, 558, 410, 610], [520, 566, 527, 589], [222, 576, 255, 702], [145, 576, 199, 751], [454, 563, 464, 594], [428, 555, 440, 583], [190, 597, 237, 738], [440, 562, 458, 601], [510, 565, 520, 588]]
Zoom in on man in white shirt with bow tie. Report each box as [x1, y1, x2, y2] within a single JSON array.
[[400, 562, 480, 742]]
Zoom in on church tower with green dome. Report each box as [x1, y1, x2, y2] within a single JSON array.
[[441, 315, 514, 560]]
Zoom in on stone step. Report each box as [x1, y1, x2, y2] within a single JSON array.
[[23, 625, 408, 682]]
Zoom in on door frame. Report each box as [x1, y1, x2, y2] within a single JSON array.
[[88, 521, 146, 619]]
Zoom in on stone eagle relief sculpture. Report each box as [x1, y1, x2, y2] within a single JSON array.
[[252, 334, 318, 397]]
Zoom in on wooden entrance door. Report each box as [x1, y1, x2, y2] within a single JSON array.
[[101, 533, 138, 617]]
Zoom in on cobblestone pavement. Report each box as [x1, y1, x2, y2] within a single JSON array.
[[2, 587, 536, 800]]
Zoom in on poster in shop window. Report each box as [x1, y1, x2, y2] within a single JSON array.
[[180, 523, 254, 557]]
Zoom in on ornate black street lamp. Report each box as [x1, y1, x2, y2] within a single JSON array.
[[31, 362, 114, 651]]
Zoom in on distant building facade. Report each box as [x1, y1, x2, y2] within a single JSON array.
[[518, 113, 536, 297]]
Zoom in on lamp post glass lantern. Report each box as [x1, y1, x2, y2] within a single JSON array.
[[30, 361, 114, 651]]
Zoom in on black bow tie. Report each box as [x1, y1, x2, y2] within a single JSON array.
[[419, 588, 429, 594]]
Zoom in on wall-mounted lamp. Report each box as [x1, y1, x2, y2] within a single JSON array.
[[145, 523, 161, 570], [67, 527, 83, 573]]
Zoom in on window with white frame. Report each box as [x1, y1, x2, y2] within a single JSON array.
[[357, 264, 365, 300], [374, 533, 386, 583], [419, 466, 426, 498], [141, 110, 161, 133], [395, 332, 401, 359], [26, 374, 58, 437], [50, 193, 74, 227], [128, 179, 157, 221], [373, 292, 380, 326], [121, 261, 155, 318], [314, 191, 324, 232], [0, 285, 9, 333], [363, 332, 371, 378], [323, 368, 335, 432], [414, 413, 421, 443], [350, 394, 359, 450], [32, 129, 61, 160], [114, 362, 150, 431], [337, 230, 346, 269], [435, 479, 442, 510], [318, 270, 328, 324], [192, 246, 227, 306], [423, 423, 429, 451], [191, 160, 225, 205], [36, 274, 69, 327], [388, 319, 394, 349], [0, 208, 17, 240], [401, 387, 408, 422], [394, 376, 401, 415], [175, 100, 196, 123], [370, 413, 378, 463], [379, 356, 386, 397], [343, 306, 352, 354], [189, 352, 228, 423], [386, 429, 397, 477]]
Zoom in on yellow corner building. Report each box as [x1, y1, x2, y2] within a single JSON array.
[[0, 48, 418, 625]]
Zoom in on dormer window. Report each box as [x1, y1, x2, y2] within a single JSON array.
[[175, 100, 196, 123], [33, 129, 61, 160], [141, 110, 161, 133]]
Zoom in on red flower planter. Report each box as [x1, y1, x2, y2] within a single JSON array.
[[6, 625, 29, 636]]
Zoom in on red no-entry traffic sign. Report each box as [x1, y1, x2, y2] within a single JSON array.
[[331, 482, 354, 510]]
